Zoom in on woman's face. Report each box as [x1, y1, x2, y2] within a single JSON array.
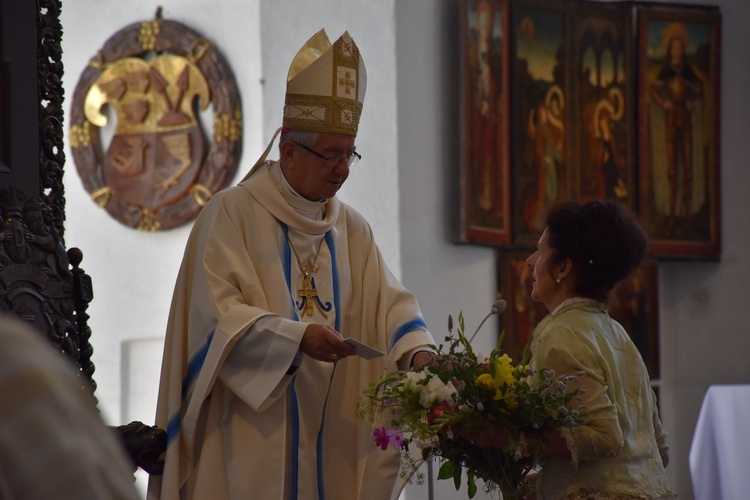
[[526, 228, 559, 311]]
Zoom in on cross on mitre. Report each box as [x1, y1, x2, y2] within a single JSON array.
[[337, 67, 357, 98], [341, 40, 357, 60]]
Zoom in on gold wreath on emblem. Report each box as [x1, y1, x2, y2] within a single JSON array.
[[69, 13, 242, 231]]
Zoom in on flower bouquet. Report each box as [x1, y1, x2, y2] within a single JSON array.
[[358, 313, 583, 499]]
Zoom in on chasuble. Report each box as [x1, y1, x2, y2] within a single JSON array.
[[148, 162, 434, 499]]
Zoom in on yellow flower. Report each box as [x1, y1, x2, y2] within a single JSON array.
[[503, 389, 519, 409], [475, 373, 495, 389], [492, 354, 517, 386]]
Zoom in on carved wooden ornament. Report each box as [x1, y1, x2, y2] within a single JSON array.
[[69, 16, 242, 230]]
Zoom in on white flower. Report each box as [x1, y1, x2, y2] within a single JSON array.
[[402, 371, 428, 393], [414, 435, 440, 449], [419, 376, 458, 408], [475, 351, 490, 364]]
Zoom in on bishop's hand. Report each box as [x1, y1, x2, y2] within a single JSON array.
[[300, 324, 356, 362], [411, 351, 435, 372]]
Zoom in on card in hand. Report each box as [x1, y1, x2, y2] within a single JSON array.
[[343, 338, 385, 360]]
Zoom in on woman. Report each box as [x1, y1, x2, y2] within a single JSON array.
[[478, 200, 676, 499]]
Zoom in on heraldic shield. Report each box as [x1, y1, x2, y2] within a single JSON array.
[[70, 17, 242, 231], [84, 55, 210, 212]]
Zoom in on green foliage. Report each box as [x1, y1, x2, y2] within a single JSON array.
[[359, 312, 584, 498]]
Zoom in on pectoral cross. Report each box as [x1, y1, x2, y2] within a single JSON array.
[[298, 273, 319, 317]]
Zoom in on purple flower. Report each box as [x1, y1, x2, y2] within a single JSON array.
[[390, 430, 407, 451], [374, 427, 407, 451], [374, 427, 391, 450]]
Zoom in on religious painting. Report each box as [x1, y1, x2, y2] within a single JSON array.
[[637, 7, 721, 258], [459, 0, 512, 246], [497, 251, 549, 363], [572, 2, 636, 209], [511, 0, 570, 249], [607, 260, 660, 379]]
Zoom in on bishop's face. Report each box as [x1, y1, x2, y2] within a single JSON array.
[[283, 133, 355, 201]]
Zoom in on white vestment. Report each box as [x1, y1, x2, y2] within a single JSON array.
[[148, 163, 434, 499]]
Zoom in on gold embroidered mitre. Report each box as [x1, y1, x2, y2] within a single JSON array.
[[283, 30, 367, 137]]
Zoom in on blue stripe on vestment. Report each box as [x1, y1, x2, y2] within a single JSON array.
[[314, 230, 340, 499], [282, 224, 301, 500], [290, 379, 300, 500], [391, 318, 427, 348], [166, 331, 215, 446], [326, 231, 340, 334], [282, 223, 299, 322]]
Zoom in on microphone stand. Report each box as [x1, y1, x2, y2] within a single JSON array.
[[468, 299, 507, 344], [427, 457, 434, 500]]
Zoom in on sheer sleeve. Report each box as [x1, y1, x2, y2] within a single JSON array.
[[537, 341, 624, 467], [650, 387, 670, 467]]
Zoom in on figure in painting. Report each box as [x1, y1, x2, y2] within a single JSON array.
[[522, 85, 564, 231], [470, 0, 501, 216], [593, 88, 627, 201], [649, 22, 704, 233]]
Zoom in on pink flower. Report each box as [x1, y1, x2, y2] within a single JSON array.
[[373, 427, 407, 451], [374, 427, 391, 450]]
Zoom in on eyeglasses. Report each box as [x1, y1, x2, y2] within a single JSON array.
[[293, 142, 362, 168]]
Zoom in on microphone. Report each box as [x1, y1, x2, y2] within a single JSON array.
[[468, 299, 507, 344]]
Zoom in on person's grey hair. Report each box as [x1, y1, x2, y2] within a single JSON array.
[[279, 129, 319, 154]]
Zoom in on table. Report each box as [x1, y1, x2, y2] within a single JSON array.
[[690, 384, 750, 500]]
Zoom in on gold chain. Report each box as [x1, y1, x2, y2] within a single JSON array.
[[282, 226, 326, 277], [282, 226, 329, 318]]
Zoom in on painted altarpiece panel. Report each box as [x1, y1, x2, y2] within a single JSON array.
[[572, 1, 636, 210], [511, 0, 571, 249], [637, 7, 721, 258], [459, 0, 512, 246]]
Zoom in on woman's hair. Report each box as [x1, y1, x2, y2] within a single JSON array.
[[544, 200, 649, 303]]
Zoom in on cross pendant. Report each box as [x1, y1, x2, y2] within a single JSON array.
[[298, 273, 318, 317]]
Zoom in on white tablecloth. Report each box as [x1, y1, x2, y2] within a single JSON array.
[[690, 385, 750, 500]]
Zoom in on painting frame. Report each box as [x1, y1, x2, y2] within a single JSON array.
[[637, 6, 722, 259], [459, 0, 512, 247]]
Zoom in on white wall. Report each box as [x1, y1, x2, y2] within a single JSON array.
[[59, 0, 750, 499], [60, 0, 264, 424]]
